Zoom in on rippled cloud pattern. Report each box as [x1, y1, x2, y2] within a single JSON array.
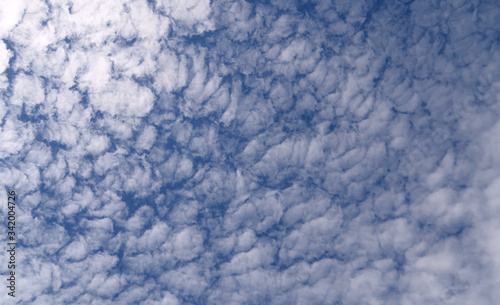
[[0, 0, 499, 304]]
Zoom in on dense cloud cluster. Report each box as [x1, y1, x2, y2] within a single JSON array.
[[0, 0, 499, 304]]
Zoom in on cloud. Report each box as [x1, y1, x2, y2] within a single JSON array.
[[0, 0, 499, 304], [0, 0, 29, 37], [0, 40, 12, 89], [156, 0, 214, 33], [90, 79, 155, 117], [136, 125, 157, 151]]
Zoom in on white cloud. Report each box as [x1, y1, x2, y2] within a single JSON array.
[[78, 53, 111, 92], [153, 50, 189, 93], [87, 273, 122, 298], [127, 221, 170, 254], [0, 118, 35, 159], [11, 72, 45, 110], [0, 0, 28, 37], [156, 0, 214, 32], [2, 0, 500, 304], [63, 236, 89, 261], [0, 40, 12, 76], [85, 134, 110, 155], [136, 125, 157, 151], [171, 227, 204, 261], [234, 229, 257, 253], [90, 79, 155, 117], [126, 205, 155, 233], [222, 242, 275, 275], [159, 263, 209, 297]]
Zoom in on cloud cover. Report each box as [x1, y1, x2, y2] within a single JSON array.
[[0, 0, 499, 304]]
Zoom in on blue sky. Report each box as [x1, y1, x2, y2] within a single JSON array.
[[0, 0, 500, 304]]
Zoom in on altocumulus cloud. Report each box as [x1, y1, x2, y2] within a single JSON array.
[[0, 0, 499, 304]]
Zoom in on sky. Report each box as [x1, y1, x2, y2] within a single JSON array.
[[0, 0, 499, 304]]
